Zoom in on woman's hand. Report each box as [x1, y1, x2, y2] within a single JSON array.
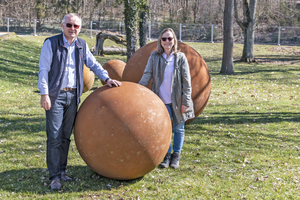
[[181, 105, 189, 114]]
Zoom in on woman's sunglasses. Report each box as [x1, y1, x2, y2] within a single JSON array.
[[161, 37, 173, 42], [65, 23, 80, 29]]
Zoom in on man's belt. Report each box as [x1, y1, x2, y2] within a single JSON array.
[[61, 87, 76, 91]]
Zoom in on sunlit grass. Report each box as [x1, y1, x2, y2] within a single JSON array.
[[0, 34, 299, 199]]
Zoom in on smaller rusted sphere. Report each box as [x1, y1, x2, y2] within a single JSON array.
[[74, 82, 172, 180], [100, 59, 126, 85], [83, 64, 95, 93]]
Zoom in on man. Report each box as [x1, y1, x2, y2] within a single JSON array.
[[37, 13, 122, 190]]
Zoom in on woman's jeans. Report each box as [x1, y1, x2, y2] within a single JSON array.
[[46, 90, 77, 181], [165, 104, 185, 154]]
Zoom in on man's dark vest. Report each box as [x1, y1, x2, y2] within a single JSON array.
[[46, 33, 86, 105]]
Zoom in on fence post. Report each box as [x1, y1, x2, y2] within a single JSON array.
[[7, 18, 9, 32], [119, 22, 122, 34], [277, 26, 281, 46], [148, 21, 151, 40], [179, 23, 182, 42], [90, 21, 93, 38], [34, 19, 37, 36], [211, 25, 214, 43]]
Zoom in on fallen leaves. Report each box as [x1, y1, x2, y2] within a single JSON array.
[[249, 185, 257, 189]]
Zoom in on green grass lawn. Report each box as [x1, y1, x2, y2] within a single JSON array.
[[0, 33, 299, 199]]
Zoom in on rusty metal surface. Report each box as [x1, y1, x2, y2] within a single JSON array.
[[83, 64, 95, 93], [101, 59, 126, 85], [74, 82, 172, 180]]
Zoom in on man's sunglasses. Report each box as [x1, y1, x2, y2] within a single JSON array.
[[161, 37, 173, 42], [65, 23, 80, 29]]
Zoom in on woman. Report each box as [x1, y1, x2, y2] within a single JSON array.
[[138, 28, 194, 169]]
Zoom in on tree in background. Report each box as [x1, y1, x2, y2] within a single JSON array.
[[234, 0, 257, 62], [123, 0, 139, 61], [1, 0, 300, 27], [191, 0, 200, 24], [52, 0, 72, 18], [88, 0, 102, 21], [220, 0, 234, 75], [36, 0, 46, 28], [181, 0, 189, 23], [138, 0, 149, 47]]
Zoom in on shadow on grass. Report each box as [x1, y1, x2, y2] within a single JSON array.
[[0, 39, 41, 85], [207, 54, 300, 78], [210, 67, 300, 77], [190, 112, 300, 144], [204, 53, 300, 63], [192, 111, 300, 125], [0, 113, 45, 137], [184, 111, 300, 153], [0, 165, 143, 194]]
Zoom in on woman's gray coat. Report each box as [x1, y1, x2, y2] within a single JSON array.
[[138, 51, 195, 127]]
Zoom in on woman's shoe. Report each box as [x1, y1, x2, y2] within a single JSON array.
[[159, 153, 172, 168], [170, 152, 180, 169]]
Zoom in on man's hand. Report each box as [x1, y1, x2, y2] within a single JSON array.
[[41, 94, 51, 110], [107, 79, 122, 87], [181, 105, 189, 114]]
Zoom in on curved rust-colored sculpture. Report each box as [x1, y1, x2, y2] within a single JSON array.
[[122, 41, 211, 123], [100, 59, 126, 85], [83, 64, 95, 93], [74, 82, 172, 180]]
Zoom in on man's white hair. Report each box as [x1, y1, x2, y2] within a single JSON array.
[[62, 13, 82, 26]]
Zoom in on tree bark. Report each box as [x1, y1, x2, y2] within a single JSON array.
[[139, 1, 149, 47], [124, 0, 138, 61], [220, 0, 234, 75], [234, 0, 257, 62], [89, 0, 102, 21]]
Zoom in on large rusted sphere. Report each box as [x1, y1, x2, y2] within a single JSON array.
[[74, 82, 172, 180], [83, 64, 95, 93], [122, 41, 211, 124], [100, 59, 126, 85]]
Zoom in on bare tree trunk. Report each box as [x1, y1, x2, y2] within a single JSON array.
[[220, 0, 234, 75], [192, 0, 200, 23], [36, 0, 45, 29], [241, 20, 254, 62], [124, 0, 138, 61], [234, 0, 257, 62], [209, 0, 212, 24], [139, 1, 149, 47], [241, 0, 256, 62]]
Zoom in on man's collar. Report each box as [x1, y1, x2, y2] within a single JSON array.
[[62, 32, 77, 45]]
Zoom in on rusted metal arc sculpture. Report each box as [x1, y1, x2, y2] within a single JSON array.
[[83, 64, 95, 93], [122, 41, 211, 124], [100, 60, 126, 85], [74, 82, 172, 180]]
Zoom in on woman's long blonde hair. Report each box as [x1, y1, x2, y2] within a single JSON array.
[[157, 28, 179, 55]]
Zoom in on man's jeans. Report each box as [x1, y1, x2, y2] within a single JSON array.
[[165, 104, 185, 154], [46, 90, 77, 181]]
